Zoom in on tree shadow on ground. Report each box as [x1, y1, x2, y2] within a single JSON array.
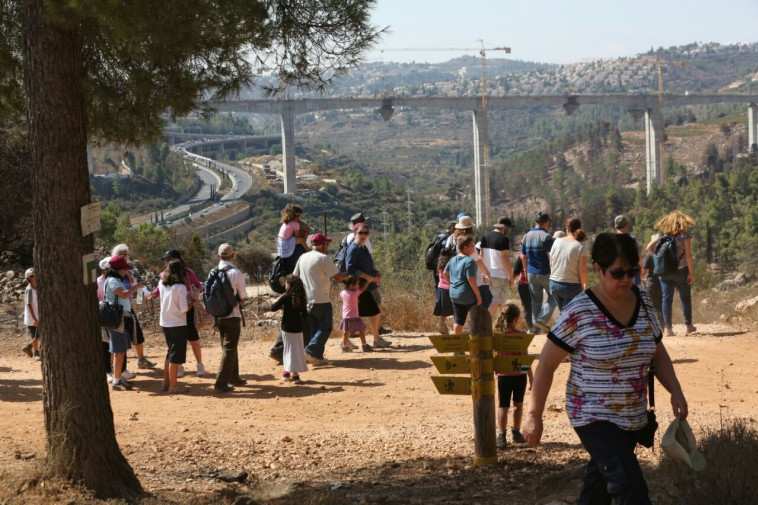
[[0, 378, 43, 402], [332, 357, 432, 371], [707, 330, 748, 337], [671, 358, 698, 365]]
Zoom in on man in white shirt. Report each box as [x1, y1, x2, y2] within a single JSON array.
[[294, 233, 349, 366], [213, 243, 247, 394], [480, 216, 514, 317]]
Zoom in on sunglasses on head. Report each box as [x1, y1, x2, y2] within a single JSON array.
[[604, 266, 641, 280]]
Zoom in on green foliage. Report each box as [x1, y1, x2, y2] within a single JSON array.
[[98, 203, 121, 245], [178, 233, 207, 278], [235, 245, 274, 283], [114, 222, 169, 269]]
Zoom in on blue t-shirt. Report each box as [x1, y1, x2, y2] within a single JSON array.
[[521, 228, 554, 275], [445, 255, 478, 305], [104, 276, 131, 313]]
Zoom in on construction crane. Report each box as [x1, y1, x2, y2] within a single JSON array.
[[626, 50, 686, 185], [380, 43, 511, 225]]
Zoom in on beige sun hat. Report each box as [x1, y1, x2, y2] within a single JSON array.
[[661, 416, 706, 471]]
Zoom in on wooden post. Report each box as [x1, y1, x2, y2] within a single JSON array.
[[469, 305, 497, 465]]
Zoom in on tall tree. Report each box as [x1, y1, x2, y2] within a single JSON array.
[[8, 0, 383, 498]]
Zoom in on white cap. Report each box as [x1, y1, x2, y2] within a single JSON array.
[[99, 257, 112, 270], [24, 268, 35, 279]]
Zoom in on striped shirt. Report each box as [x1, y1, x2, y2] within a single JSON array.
[[547, 286, 661, 430]]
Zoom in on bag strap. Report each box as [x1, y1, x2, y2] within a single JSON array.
[[648, 363, 655, 409]]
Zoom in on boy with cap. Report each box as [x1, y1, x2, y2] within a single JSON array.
[[22, 268, 40, 361]]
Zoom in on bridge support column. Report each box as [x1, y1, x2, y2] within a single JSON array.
[[281, 105, 297, 194], [644, 108, 663, 194], [748, 103, 758, 152], [472, 110, 487, 227]]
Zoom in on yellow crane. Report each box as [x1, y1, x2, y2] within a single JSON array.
[[380, 43, 511, 225], [625, 50, 686, 184]]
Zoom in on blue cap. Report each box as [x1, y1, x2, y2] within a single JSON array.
[[456, 212, 469, 220]]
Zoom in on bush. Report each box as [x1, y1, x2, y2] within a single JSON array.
[[235, 246, 274, 284], [656, 419, 758, 505]]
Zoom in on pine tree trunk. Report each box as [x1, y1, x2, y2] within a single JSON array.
[[22, 0, 143, 498]]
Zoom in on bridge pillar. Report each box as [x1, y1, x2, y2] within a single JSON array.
[[472, 110, 487, 227], [748, 103, 758, 152], [281, 105, 297, 194], [644, 108, 663, 193]]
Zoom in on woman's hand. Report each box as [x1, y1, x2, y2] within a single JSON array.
[[686, 271, 693, 285], [671, 390, 689, 420], [522, 413, 543, 447]]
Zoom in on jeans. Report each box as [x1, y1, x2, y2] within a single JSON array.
[[304, 302, 333, 359], [215, 317, 241, 388], [550, 280, 583, 311], [660, 267, 692, 328], [528, 273, 557, 326], [574, 421, 651, 505], [517, 283, 533, 330]]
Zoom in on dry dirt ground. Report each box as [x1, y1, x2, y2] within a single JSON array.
[[1, 308, 757, 504]]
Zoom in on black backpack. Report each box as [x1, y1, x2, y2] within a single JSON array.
[[268, 255, 287, 294], [204, 266, 238, 317], [425, 232, 450, 270], [333, 236, 354, 272], [653, 234, 678, 276]]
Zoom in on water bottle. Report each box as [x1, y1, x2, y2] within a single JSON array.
[[136, 286, 148, 305]]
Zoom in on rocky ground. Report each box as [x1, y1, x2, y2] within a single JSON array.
[[1, 293, 757, 505]]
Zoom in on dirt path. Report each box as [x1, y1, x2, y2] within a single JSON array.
[[1, 321, 756, 504]]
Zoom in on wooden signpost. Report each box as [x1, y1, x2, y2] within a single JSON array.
[[428, 306, 536, 465]]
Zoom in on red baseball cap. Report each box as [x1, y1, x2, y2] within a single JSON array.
[[309, 233, 332, 246]]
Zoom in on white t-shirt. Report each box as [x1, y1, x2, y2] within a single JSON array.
[[549, 238, 588, 284], [293, 250, 339, 304], [24, 285, 38, 326], [217, 260, 247, 319], [159, 283, 188, 327]]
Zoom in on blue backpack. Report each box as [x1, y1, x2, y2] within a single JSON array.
[[653, 235, 678, 276]]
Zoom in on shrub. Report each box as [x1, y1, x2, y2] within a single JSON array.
[[235, 246, 274, 284]]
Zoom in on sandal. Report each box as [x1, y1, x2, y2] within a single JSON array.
[[282, 372, 291, 382], [292, 375, 304, 385], [341, 345, 353, 353]]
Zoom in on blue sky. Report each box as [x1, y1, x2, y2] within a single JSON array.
[[368, 0, 758, 64]]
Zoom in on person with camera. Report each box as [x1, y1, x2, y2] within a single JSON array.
[[523, 233, 688, 505]]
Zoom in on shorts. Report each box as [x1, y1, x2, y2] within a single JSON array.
[[130, 309, 145, 345], [27, 326, 38, 339], [186, 307, 199, 341], [489, 277, 510, 305], [358, 289, 381, 317], [497, 374, 528, 408], [162, 326, 188, 364], [452, 302, 474, 326], [108, 316, 133, 354], [339, 317, 367, 332]]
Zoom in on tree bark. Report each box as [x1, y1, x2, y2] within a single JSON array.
[[22, 0, 143, 498]]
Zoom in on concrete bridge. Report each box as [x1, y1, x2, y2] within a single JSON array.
[[212, 94, 758, 226]]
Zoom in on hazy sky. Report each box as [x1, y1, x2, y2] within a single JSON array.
[[368, 0, 758, 64]]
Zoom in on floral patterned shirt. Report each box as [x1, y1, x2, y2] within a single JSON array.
[[547, 286, 661, 430]]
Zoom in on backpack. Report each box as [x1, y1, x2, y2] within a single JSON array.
[[440, 236, 457, 259], [333, 236, 354, 272], [653, 234, 678, 276], [268, 255, 287, 294], [203, 266, 238, 317], [425, 232, 450, 270]]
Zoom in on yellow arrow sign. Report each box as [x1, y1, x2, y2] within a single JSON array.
[[428, 334, 469, 353], [493, 354, 537, 374], [431, 376, 471, 395], [493, 332, 534, 353], [431, 355, 471, 374]]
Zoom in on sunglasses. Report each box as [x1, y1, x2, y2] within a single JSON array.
[[357, 231, 370, 235], [604, 266, 641, 280]]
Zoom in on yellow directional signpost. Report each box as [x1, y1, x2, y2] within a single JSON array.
[[428, 307, 537, 466]]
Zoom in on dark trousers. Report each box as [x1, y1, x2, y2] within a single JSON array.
[[660, 267, 692, 328], [517, 283, 533, 329], [304, 302, 333, 359], [574, 422, 651, 505], [215, 317, 241, 388]]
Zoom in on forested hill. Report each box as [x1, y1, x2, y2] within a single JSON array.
[[490, 114, 758, 279]]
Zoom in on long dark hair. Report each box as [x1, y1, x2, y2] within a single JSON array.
[[495, 303, 521, 333], [162, 259, 185, 286], [285, 274, 307, 310]]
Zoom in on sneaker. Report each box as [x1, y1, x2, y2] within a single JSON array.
[[196, 363, 206, 376], [527, 327, 536, 335], [686, 325, 698, 335], [33, 351, 41, 361], [22, 343, 33, 358], [106, 373, 114, 384], [307, 354, 329, 366], [112, 380, 133, 391], [511, 430, 526, 444], [231, 378, 247, 386], [341, 345, 353, 353], [291, 375, 304, 385], [282, 372, 292, 382], [373, 337, 392, 348], [213, 384, 234, 394], [177, 365, 185, 378], [346, 341, 359, 350], [436, 321, 450, 335], [138, 357, 156, 369], [496, 431, 507, 450], [534, 321, 551, 334], [121, 370, 136, 380], [362, 343, 374, 352]]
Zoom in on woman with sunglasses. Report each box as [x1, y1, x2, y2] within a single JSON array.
[[523, 233, 688, 505], [345, 223, 392, 348]]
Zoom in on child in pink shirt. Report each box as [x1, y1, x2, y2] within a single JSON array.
[[339, 275, 373, 353]]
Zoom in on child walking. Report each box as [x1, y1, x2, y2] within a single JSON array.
[[494, 303, 533, 449], [270, 275, 309, 384], [22, 268, 40, 361], [433, 255, 454, 334], [339, 275, 373, 352]]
